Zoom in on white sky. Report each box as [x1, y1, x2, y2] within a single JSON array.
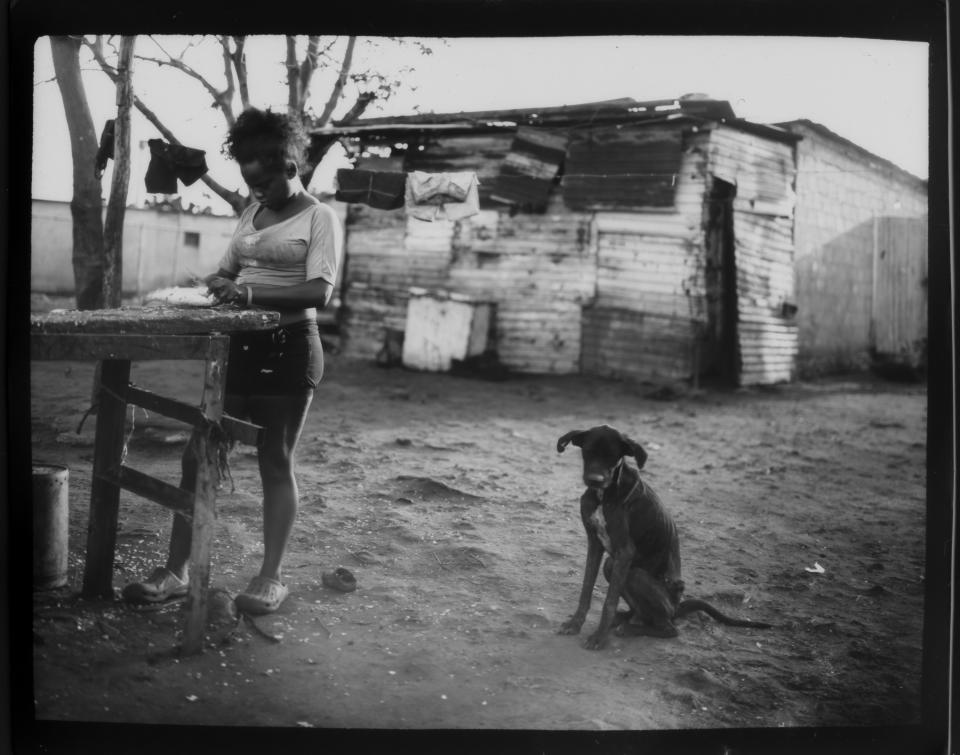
[[32, 35, 929, 215]]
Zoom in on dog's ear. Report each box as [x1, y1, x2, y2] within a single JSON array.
[[557, 430, 586, 453], [618, 432, 648, 470]]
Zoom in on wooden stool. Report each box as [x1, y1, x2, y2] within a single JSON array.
[[31, 306, 280, 654]]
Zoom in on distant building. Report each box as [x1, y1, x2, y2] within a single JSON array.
[[30, 199, 348, 310], [31, 199, 238, 295]]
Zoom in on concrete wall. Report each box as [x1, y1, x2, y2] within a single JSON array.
[[783, 122, 928, 375], [31, 199, 237, 295]]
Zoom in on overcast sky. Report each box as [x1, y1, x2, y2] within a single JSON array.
[[32, 35, 929, 215]]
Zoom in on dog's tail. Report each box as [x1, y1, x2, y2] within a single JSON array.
[[675, 599, 773, 629]]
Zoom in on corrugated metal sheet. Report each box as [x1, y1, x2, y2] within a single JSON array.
[[562, 126, 684, 210], [872, 215, 927, 366], [703, 125, 798, 385], [707, 125, 796, 216], [490, 127, 569, 210], [734, 212, 798, 384]]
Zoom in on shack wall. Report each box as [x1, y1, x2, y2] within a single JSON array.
[[580, 129, 709, 382], [341, 192, 594, 374], [706, 125, 799, 384], [782, 121, 928, 375]]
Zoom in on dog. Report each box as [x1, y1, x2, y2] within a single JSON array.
[[556, 424, 772, 650]]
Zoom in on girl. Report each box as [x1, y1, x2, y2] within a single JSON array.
[[124, 108, 342, 614]]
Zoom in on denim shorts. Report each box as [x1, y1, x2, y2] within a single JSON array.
[[225, 319, 324, 396]]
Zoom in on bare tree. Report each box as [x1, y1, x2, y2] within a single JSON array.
[[102, 36, 136, 307], [85, 36, 247, 214], [80, 35, 431, 216], [50, 35, 104, 310], [52, 35, 435, 307]]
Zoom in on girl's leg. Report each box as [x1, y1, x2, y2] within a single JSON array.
[[245, 390, 314, 582]]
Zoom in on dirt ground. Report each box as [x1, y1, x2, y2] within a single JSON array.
[[28, 342, 927, 734]]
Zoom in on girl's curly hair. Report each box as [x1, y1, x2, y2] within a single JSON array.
[[224, 107, 309, 170]]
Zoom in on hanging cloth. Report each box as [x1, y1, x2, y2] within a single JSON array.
[[334, 169, 407, 210], [144, 139, 208, 194], [94, 120, 115, 179], [404, 171, 480, 222]]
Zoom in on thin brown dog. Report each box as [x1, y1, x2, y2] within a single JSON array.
[[557, 424, 772, 650]]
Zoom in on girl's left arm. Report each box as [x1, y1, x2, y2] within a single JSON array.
[[243, 278, 334, 310]]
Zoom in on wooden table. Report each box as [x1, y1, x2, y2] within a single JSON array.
[[31, 305, 281, 654]]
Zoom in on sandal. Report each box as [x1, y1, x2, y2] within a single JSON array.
[[121, 567, 189, 604], [234, 576, 289, 615], [322, 567, 357, 593]]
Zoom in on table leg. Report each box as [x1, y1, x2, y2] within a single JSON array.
[[82, 359, 131, 599], [181, 336, 229, 655]]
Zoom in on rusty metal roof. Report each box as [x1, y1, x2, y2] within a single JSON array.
[[312, 97, 799, 145]]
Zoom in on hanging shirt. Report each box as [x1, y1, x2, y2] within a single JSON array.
[[405, 171, 480, 222], [144, 139, 208, 193], [94, 120, 115, 179]]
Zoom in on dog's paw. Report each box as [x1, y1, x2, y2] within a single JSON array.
[[557, 619, 583, 635], [583, 632, 609, 650]]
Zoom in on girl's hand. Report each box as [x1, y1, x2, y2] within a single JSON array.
[[207, 276, 243, 305]]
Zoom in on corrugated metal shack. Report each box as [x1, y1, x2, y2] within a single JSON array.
[[314, 97, 802, 385]]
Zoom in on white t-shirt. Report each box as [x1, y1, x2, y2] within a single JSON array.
[[218, 199, 343, 292]]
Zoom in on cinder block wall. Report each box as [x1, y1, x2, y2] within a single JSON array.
[[785, 123, 927, 376]]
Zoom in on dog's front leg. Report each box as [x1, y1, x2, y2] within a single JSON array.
[[584, 553, 631, 650], [558, 535, 603, 635]]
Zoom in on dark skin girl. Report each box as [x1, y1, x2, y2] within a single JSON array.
[[164, 157, 331, 587]]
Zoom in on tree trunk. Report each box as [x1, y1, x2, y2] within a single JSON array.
[[50, 36, 104, 310], [102, 36, 136, 307]]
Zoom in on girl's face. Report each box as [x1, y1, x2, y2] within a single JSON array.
[[240, 159, 297, 210]]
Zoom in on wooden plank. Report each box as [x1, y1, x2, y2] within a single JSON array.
[[32, 333, 229, 362], [31, 306, 280, 335], [182, 335, 229, 655], [98, 465, 195, 517], [82, 359, 130, 599], [126, 386, 262, 446], [126, 386, 202, 426]]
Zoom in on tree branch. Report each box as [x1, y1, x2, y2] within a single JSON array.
[[315, 36, 357, 127], [335, 91, 377, 125], [141, 35, 234, 126], [285, 35, 299, 115], [84, 37, 246, 215], [217, 36, 237, 126], [231, 36, 250, 111], [295, 35, 321, 117]]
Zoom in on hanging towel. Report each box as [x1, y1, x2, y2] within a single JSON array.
[[335, 169, 407, 210], [405, 171, 480, 222], [94, 120, 115, 179], [144, 139, 208, 194], [490, 127, 569, 211]]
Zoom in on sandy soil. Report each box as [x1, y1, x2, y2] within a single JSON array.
[[29, 348, 927, 734]]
